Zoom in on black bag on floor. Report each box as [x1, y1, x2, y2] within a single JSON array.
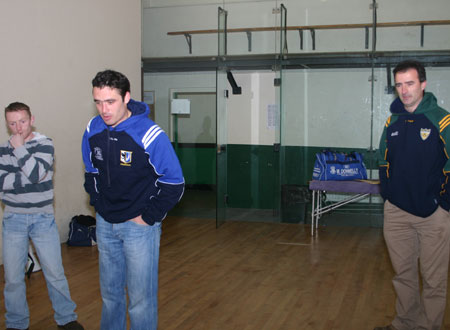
[[67, 215, 97, 246]]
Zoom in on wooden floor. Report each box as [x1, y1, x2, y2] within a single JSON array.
[[1, 216, 450, 330]]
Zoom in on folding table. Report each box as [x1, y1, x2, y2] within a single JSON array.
[[309, 180, 381, 236]]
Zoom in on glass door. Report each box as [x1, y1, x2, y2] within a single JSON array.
[[216, 7, 228, 228], [168, 91, 216, 220], [274, 4, 287, 220], [279, 4, 305, 224]]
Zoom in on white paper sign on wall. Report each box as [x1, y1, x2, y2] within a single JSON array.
[[171, 99, 191, 114]]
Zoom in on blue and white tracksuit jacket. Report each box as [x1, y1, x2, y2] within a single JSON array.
[[82, 99, 184, 225]]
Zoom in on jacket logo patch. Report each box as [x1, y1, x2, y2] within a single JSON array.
[[94, 147, 103, 161], [120, 150, 132, 166], [420, 128, 431, 141], [391, 131, 399, 137]]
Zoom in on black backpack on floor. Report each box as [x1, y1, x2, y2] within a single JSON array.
[[67, 215, 97, 247]]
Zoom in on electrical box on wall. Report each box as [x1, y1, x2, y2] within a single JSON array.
[[171, 99, 190, 114]]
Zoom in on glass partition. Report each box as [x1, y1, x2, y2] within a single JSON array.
[[215, 5, 285, 225], [216, 7, 228, 227], [152, 1, 450, 228]]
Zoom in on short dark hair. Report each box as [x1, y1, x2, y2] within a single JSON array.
[[5, 102, 32, 118], [92, 70, 130, 100], [393, 60, 426, 82]]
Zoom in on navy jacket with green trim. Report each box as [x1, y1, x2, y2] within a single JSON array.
[[378, 92, 450, 217], [82, 99, 184, 225]]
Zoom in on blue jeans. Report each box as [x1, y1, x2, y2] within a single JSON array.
[[96, 213, 161, 330], [2, 212, 77, 329]]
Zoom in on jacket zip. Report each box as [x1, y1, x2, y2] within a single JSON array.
[[106, 128, 111, 187]]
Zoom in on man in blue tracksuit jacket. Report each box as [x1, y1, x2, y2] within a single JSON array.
[[82, 70, 184, 330], [375, 60, 450, 330]]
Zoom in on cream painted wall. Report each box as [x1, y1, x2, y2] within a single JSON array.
[[0, 0, 142, 262], [143, 0, 268, 6], [143, 0, 450, 57], [226, 72, 276, 145]]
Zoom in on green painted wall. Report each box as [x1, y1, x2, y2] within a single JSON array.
[[226, 144, 279, 209], [175, 145, 216, 185]]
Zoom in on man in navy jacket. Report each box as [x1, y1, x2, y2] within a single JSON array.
[[82, 70, 184, 330], [376, 60, 450, 330]]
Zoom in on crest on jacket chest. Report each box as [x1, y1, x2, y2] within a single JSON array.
[[420, 128, 431, 141], [120, 150, 133, 166]]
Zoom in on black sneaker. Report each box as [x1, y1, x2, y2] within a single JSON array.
[[374, 326, 397, 330], [57, 320, 84, 330]]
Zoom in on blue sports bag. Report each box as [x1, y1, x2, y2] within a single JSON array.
[[312, 150, 368, 181]]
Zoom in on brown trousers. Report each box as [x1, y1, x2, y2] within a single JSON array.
[[384, 201, 450, 330]]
